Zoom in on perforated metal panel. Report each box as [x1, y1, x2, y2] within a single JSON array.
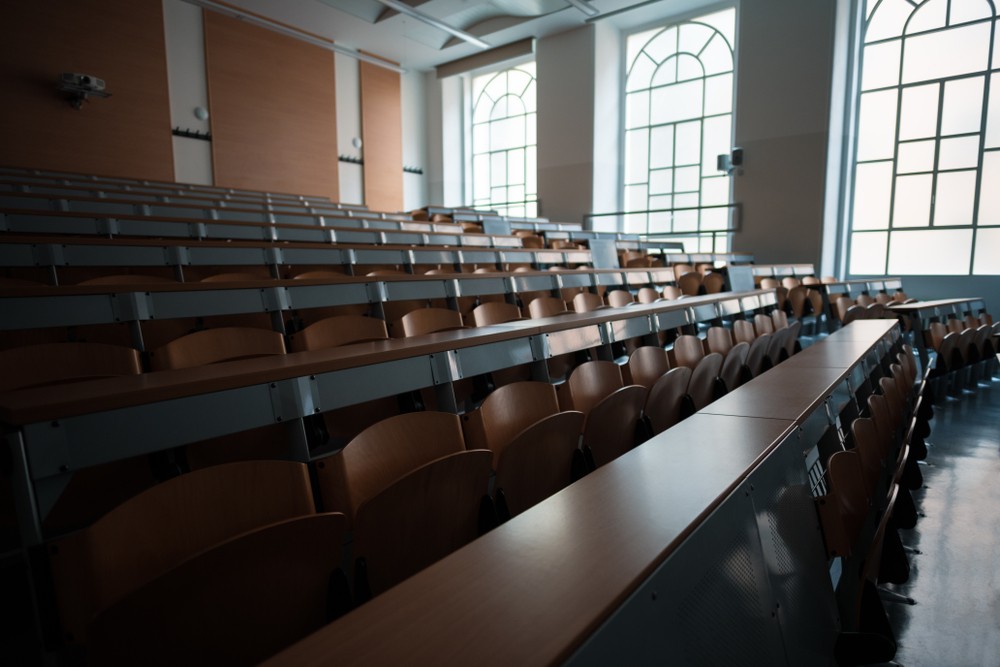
[[567, 433, 839, 666]]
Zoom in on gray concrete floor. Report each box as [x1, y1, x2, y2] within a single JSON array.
[[884, 373, 1000, 667]]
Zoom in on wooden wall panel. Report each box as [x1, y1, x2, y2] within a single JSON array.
[[360, 59, 403, 212], [0, 0, 174, 181], [204, 12, 338, 200]]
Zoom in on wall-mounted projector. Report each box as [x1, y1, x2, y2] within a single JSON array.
[[57, 72, 111, 109], [61, 73, 106, 92]]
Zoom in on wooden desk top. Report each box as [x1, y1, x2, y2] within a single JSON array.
[[0, 291, 770, 424], [262, 413, 795, 667], [887, 297, 984, 313], [700, 366, 850, 422]]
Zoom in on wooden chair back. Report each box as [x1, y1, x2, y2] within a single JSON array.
[[745, 333, 773, 377], [927, 321, 948, 351], [855, 294, 874, 307], [672, 334, 706, 369], [676, 271, 703, 296], [818, 450, 868, 558], [0, 342, 141, 391], [702, 271, 726, 294], [149, 327, 286, 371], [644, 366, 692, 435], [400, 307, 465, 337], [836, 296, 855, 322], [754, 313, 776, 336], [687, 352, 724, 411], [565, 360, 624, 414], [733, 319, 756, 344], [469, 301, 522, 326], [48, 461, 315, 644], [288, 315, 388, 352], [771, 310, 789, 330], [787, 285, 809, 319], [468, 381, 560, 467], [606, 290, 635, 308], [87, 513, 347, 667], [706, 326, 734, 356], [627, 346, 670, 389], [636, 287, 660, 304], [572, 291, 607, 313], [720, 341, 750, 393], [582, 386, 647, 467], [661, 285, 682, 300], [527, 296, 568, 319], [672, 263, 694, 281], [875, 292, 893, 305], [314, 412, 465, 526], [353, 450, 492, 596], [494, 411, 584, 518], [802, 276, 820, 285], [808, 290, 824, 320], [850, 417, 884, 497]]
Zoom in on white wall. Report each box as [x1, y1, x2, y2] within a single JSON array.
[[591, 21, 622, 217], [162, 0, 213, 185], [732, 0, 838, 264], [536, 26, 596, 223], [401, 70, 428, 210], [335, 52, 364, 204]]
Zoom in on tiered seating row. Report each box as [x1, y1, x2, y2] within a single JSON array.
[[261, 320, 902, 666], [0, 165, 346, 206], [1, 289, 778, 543]]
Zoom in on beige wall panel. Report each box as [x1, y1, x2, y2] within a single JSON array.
[[204, 11, 338, 199], [360, 59, 403, 212], [0, 0, 174, 181]]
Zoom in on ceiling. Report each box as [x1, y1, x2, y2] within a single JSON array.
[[220, 0, 708, 72]]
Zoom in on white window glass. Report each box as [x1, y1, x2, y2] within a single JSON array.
[[866, 0, 912, 42], [702, 115, 731, 173], [650, 126, 674, 168], [849, 232, 889, 274], [650, 169, 672, 195], [978, 151, 1000, 224], [887, 229, 973, 274], [700, 34, 733, 75], [650, 79, 704, 124], [950, 1, 992, 25], [986, 74, 1000, 149], [892, 174, 933, 227], [901, 23, 991, 84], [899, 84, 940, 140], [938, 135, 980, 170], [675, 120, 702, 165], [852, 161, 893, 230], [933, 171, 977, 227], [857, 90, 899, 160], [675, 166, 700, 192], [625, 129, 649, 183], [940, 77, 984, 136], [704, 73, 733, 116], [623, 8, 734, 250], [897, 140, 936, 173], [905, 0, 947, 34], [995, 20, 1000, 69], [676, 54, 704, 83], [471, 62, 536, 216], [973, 228, 1000, 274], [627, 90, 650, 129], [861, 40, 902, 90]]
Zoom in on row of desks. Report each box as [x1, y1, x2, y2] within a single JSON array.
[[1, 289, 778, 546], [0, 267, 740, 335], [263, 319, 901, 666], [0, 166, 343, 205]]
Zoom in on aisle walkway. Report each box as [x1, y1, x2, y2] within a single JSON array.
[[884, 376, 1000, 666]]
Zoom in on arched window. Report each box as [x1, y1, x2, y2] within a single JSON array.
[[848, 0, 999, 275], [622, 8, 736, 251], [471, 62, 537, 217]]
